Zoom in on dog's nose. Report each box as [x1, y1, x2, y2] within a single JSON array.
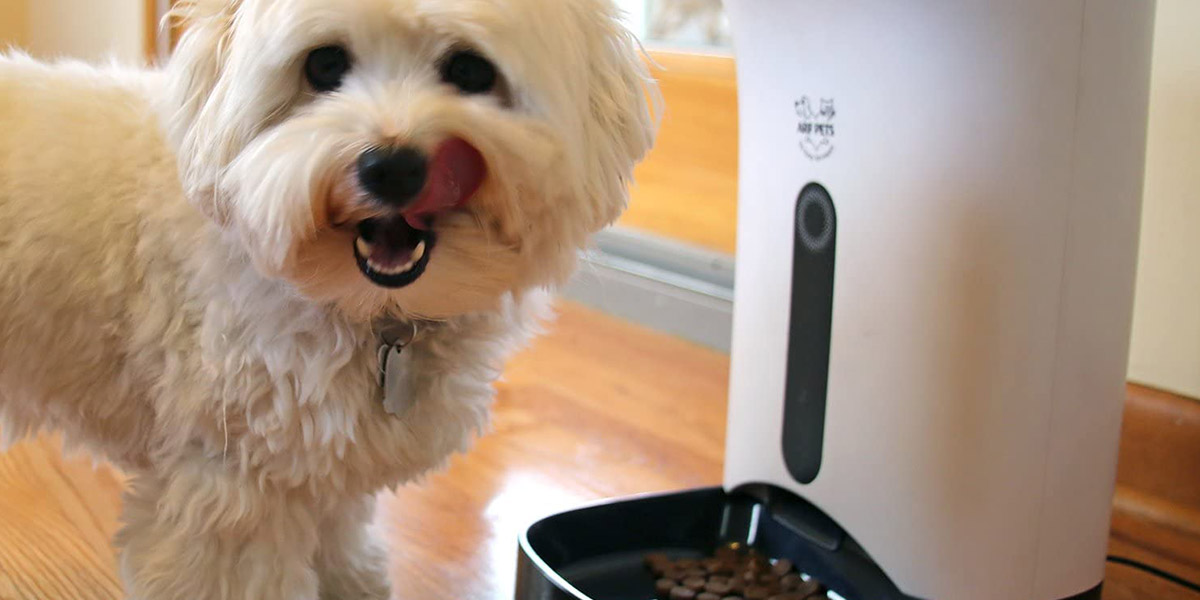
[[357, 146, 428, 206]]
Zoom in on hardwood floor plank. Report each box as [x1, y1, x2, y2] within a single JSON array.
[[0, 435, 124, 600]]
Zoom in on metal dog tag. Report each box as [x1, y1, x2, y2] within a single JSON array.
[[376, 321, 418, 417], [379, 344, 413, 416]]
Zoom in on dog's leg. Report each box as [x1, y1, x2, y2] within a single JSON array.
[[315, 495, 391, 600], [116, 464, 321, 600]]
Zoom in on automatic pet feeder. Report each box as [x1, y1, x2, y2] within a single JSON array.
[[516, 1, 1156, 598]]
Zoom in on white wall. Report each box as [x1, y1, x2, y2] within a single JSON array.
[[0, 0, 144, 64], [615, 0, 648, 41], [26, 0, 144, 63], [1127, 0, 1200, 399]]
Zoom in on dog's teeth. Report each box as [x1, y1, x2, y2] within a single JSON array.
[[363, 240, 427, 277], [367, 258, 417, 276], [355, 237, 373, 257]]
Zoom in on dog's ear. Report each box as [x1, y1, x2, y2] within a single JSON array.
[[164, 0, 242, 225], [580, 5, 660, 229]]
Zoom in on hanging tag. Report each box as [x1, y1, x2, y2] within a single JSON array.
[[376, 320, 418, 417], [379, 343, 414, 416]]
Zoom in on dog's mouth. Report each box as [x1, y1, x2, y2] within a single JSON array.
[[352, 138, 486, 289], [353, 218, 434, 288]]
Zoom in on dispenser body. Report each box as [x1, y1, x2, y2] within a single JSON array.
[[724, 2, 1156, 599]]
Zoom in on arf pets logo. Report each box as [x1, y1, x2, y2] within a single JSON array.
[[795, 96, 836, 160]]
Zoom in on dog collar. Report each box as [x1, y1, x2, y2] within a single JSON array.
[[375, 319, 420, 416]]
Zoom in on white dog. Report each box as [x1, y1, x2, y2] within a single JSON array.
[[0, 0, 656, 597]]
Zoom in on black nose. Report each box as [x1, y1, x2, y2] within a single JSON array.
[[357, 146, 428, 206]]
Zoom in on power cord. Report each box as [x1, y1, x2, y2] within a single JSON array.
[[1107, 555, 1200, 594]]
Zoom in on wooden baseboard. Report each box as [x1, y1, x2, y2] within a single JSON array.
[[1111, 384, 1200, 578]]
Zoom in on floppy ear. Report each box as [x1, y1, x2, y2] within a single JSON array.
[[581, 5, 660, 229], [163, 0, 242, 224]]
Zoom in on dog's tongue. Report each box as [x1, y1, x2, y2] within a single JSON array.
[[403, 138, 486, 230]]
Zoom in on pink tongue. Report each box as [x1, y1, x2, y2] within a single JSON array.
[[403, 138, 486, 230]]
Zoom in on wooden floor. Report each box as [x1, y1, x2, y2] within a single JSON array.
[[618, 52, 739, 255], [0, 303, 1195, 600]]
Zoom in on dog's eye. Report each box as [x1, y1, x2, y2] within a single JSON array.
[[305, 45, 352, 92], [440, 50, 497, 95]]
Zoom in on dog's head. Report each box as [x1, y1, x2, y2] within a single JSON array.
[[164, 0, 656, 320]]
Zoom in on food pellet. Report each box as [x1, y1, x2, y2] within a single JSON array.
[[665, 568, 689, 581], [657, 578, 679, 596], [684, 577, 708, 591], [771, 559, 794, 576], [705, 579, 733, 595], [697, 593, 722, 600], [671, 586, 699, 600], [743, 585, 772, 600]]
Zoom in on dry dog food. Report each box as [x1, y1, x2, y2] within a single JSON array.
[[644, 544, 830, 600]]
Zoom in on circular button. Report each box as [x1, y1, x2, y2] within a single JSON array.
[[797, 184, 834, 252]]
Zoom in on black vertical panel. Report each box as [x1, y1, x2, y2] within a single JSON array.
[[783, 182, 837, 484]]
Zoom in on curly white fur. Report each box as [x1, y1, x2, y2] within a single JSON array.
[[0, 0, 656, 597]]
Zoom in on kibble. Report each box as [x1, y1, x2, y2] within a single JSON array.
[[665, 568, 689, 581], [743, 585, 772, 600], [793, 581, 822, 596], [778, 574, 802, 590], [771, 559, 794, 577], [643, 545, 829, 600], [656, 578, 679, 596], [705, 579, 733, 595], [671, 586, 697, 600]]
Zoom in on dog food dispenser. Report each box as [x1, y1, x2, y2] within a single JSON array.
[[516, 1, 1156, 598]]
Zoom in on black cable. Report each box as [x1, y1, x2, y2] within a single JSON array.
[[1107, 555, 1200, 594]]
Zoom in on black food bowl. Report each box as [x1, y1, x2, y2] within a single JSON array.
[[515, 485, 919, 600]]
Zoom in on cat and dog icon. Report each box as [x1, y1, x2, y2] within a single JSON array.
[[795, 96, 836, 160]]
